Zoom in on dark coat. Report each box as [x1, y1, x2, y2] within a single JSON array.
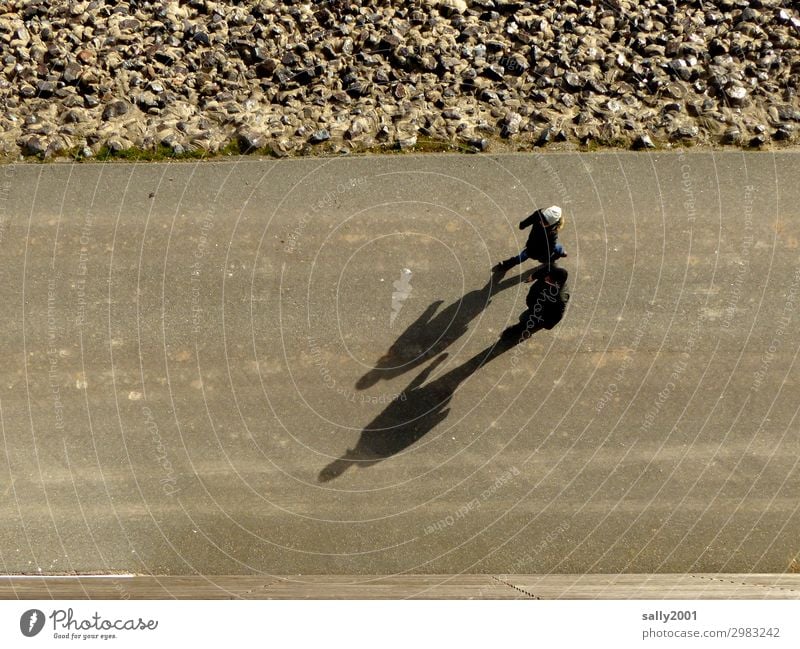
[[521, 267, 569, 330], [519, 209, 561, 262]]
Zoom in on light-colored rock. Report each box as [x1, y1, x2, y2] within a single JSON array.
[[437, 0, 468, 15]]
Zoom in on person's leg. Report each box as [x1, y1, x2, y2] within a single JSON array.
[[502, 307, 528, 339], [493, 249, 528, 273], [501, 322, 523, 339]]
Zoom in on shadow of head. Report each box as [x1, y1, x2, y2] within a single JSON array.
[[317, 406, 451, 483]]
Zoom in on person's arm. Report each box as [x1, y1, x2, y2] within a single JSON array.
[[519, 209, 541, 230]]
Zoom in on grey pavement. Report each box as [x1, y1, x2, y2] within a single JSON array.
[[0, 151, 798, 576], [3, 574, 799, 600]]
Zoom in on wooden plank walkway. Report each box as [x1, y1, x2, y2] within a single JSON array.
[[1, 575, 798, 599]]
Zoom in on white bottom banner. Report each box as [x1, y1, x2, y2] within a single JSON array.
[[2, 600, 798, 648]]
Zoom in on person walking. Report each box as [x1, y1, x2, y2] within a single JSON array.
[[502, 265, 570, 339], [493, 205, 567, 274]]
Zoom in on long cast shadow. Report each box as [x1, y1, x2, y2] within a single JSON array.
[[356, 267, 538, 390], [320, 331, 536, 482]]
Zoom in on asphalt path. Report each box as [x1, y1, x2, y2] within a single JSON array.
[[0, 151, 798, 575]]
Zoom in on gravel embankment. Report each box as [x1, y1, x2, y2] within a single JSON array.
[[1, 0, 799, 159]]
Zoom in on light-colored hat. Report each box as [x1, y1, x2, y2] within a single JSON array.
[[542, 205, 562, 226]]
